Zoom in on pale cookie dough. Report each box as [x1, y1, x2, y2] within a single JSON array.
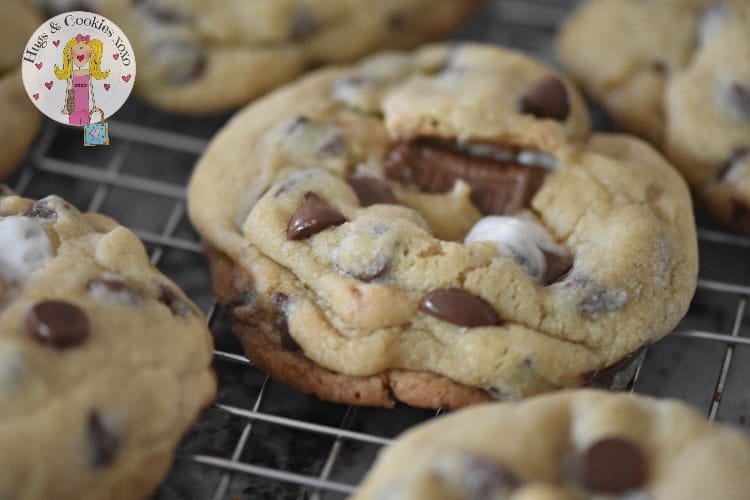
[[0, 2, 42, 179], [0, 188, 216, 500], [35, 0, 484, 114], [558, 0, 750, 234], [354, 390, 750, 500], [188, 43, 697, 409]]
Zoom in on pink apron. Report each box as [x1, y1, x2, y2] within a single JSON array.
[[69, 74, 90, 125]]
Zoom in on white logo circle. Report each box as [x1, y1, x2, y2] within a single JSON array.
[[21, 11, 136, 127]]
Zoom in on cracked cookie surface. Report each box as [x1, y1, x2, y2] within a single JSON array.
[[0, 189, 216, 500], [0, 2, 41, 179], [558, 0, 750, 234], [38, 0, 484, 113], [188, 43, 697, 408], [354, 390, 750, 500]]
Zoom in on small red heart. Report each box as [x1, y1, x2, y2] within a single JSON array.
[[33, 93, 39, 100], [53, 40, 60, 47], [112, 53, 119, 60], [121, 74, 131, 83], [104, 84, 111, 91], [45, 81, 53, 90], [35, 62, 43, 70], [77, 54, 85, 62]]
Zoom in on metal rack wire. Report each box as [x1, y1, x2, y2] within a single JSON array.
[[6, 1, 750, 498]]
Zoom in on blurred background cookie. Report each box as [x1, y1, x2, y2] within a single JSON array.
[[355, 390, 750, 500], [558, 0, 750, 234], [0, 1, 42, 179]]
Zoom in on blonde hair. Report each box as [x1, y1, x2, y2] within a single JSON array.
[[54, 37, 110, 80]]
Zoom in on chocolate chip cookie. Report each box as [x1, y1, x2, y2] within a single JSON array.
[[0, 2, 41, 179], [0, 188, 216, 499], [354, 390, 750, 499], [37, 0, 484, 114], [558, 0, 750, 234], [188, 44, 698, 409]]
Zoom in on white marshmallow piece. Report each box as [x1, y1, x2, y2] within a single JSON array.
[[0, 216, 53, 295], [464, 216, 566, 281]]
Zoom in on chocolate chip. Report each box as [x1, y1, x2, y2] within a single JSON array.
[[520, 76, 570, 121], [542, 249, 573, 285], [152, 41, 206, 85], [728, 83, 750, 119], [650, 61, 667, 74], [731, 198, 750, 226], [158, 285, 191, 317], [271, 292, 300, 352], [583, 347, 646, 388], [581, 437, 647, 494], [385, 140, 547, 215], [23, 200, 56, 220], [420, 288, 500, 327], [26, 301, 89, 348], [579, 286, 628, 317], [347, 176, 398, 207], [354, 260, 390, 282], [0, 184, 13, 196], [286, 116, 310, 134], [718, 147, 749, 181], [86, 411, 120, 467], [287, 192, 347, 240], [291, 8, 318, 40], [317, 134, 346, 156], [86, 277, 142, 306], [135, 0, 186, 23], [387, 11, 407, 31]]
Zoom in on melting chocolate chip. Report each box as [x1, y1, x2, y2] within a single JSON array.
[[271, 292, 300, 351], [23, 200, 57, 220], [728, 83, 750, 118], [158, 285, 191, 317], [86, 277, 142, 306], [291, 8, 318, 40], [420, 289, 500, 327], [520, 76, 570, 121], [86, 411, 120, 467], [347, 176, 398, 207], [542, 249, 573, 285], [26, 301, 89, 348], [718, 147, 749, 181], [580, 437, 647, 494], [287, 192, 347, 240], [385, 139, 547, 215]]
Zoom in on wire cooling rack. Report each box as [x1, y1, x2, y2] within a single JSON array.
[[6, 1, 750, 498]]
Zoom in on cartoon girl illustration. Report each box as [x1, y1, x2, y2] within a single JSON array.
[[54, 34, 109, 125]]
